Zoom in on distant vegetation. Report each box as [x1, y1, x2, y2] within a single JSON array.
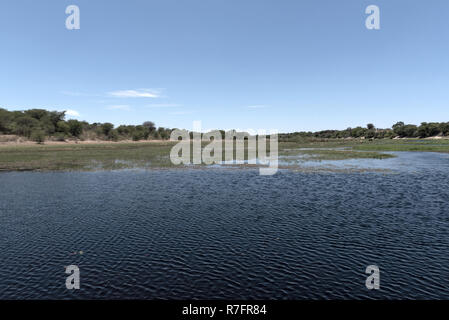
[[0, 108, 172, 142], [1, 108, 449, 144], [280, 122, 449, 141]]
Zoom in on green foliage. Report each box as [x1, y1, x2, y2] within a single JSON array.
[[392, 122, 405, 136], [417, 122, 441, 138], [101, 123, 114, 136], [280, 120, 449, 142], [108, 130, 119, 142], [57, 121, 70, 134], [0, 108, 166, 142], [439, 123, 449, 136], [2, 107, 448, 143], [15, 116, 40, 137], [143, 121, 156, 132], [49, 111, 66, 127], [132, 131, 144, 141], [0, 108, 14, 133], [67, 120, 83, 137], [53, 133, 67, 141], [157, 127, 170, 140], [402, 125, 418, 138], [30, 130, 46, 144]]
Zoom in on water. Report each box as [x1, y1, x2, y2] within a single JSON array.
[[1, 152, 449, 299], [278, 151, 449, 173]]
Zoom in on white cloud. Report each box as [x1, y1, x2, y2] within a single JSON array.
[[65, 109, 80, 117], [108, 89, 160, 98], [106, 105, 131, 111]]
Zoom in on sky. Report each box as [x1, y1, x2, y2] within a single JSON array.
[[0, 0, 448, 132]]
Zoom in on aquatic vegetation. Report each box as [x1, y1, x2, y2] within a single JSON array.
[[1, 138, 448, 172]]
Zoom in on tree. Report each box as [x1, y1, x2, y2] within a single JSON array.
[[0, 108, 13, 133], [352, 126, 366, 138], [143, 121, 156, 132], [417, 122, 440, 138], [67, 120, 83, 137], [367, 123, 375, 130], [101, 123, 114, 136], [56, 121, 70, 134], [158, 127, 170, 140], [392, 122, 405, 137], [108, 129, 119, 142], [49, 111, 66, 127], [14, 116, 40, 137], [132, 131, 144, 141], [402, 125, 418, 137], [439, 122, 449, 136], [134, 125, 150, 140], [25, 109, 48, 120], [30, 130, 46, 144]]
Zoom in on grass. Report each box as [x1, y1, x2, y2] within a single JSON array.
[[280, 148, 395, 161], [0, 138, 448, 172], [352, 139, 449, 153], [280, 137, 449, 152], [0, 142, 177, 171]]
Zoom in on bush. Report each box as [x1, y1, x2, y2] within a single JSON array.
[[108, 130, 119, 142], [56, 121, 70, 134], [132, 131, 143, 141], [30, 130, 46, 144], [53, 133, 66, 141], [102, 123, 114, 136], [143, 121, 156, 132], [67, 120, 83, 137]]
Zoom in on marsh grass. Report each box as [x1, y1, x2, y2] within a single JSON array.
[[280, 149, 395, 161], [0, 138, 448, 172], [0, 142, 176, 171]]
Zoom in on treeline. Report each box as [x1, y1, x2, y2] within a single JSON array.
[[280, 122, 449, 141], [1, 108, 449, 143], [0, 108, 172, 142]]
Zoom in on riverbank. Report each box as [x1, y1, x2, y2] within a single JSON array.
[[0, 138, 448, 172], [0, 135, 169, 146]]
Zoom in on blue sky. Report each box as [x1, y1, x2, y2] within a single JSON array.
[[1, 0, 448, 132]]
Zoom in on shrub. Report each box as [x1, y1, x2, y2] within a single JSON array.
[[132, 131, 143, 141], [101, 123, 114, 136], [67, 120, 83, 137], [53, 133, 66, 141], [56, 121, 70, 134], [108, 130, 119, 142], [30, 130, 46, 144]]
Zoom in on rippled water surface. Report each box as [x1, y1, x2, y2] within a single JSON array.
[[1, 152, 449, 299]]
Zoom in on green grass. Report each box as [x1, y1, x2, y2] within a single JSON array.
[[279, 138, 449, 153], [0, 142, 177, 171], [279, 148, 395, 161], [1, 138, 448, 172], [352, 139, 449, 152]]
